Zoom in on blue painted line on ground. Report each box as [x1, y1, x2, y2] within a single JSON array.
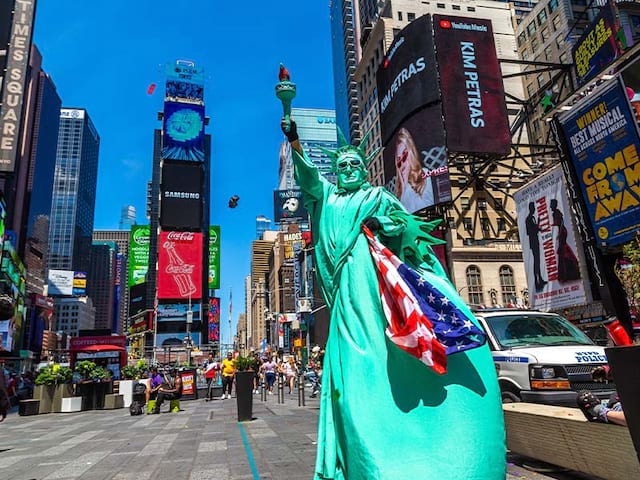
[[238, 421, 260, 480]]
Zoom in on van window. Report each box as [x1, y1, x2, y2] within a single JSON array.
[[484, 314, 594, 348]]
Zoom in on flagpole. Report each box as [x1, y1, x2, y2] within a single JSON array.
[[228, 287, 232, 354]]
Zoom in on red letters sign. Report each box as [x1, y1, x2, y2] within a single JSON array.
[[157, 231, 203, 300]]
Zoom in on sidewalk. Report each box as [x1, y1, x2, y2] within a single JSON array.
[[0, 391, 601, 480]]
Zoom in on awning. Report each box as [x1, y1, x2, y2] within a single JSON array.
[[76, 344, 125, 352]]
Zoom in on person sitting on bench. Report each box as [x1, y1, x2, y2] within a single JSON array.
[[146, 366, 162, 404], [151, 367, 182, 414]]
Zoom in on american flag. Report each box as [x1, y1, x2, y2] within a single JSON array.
[[364, 226, 486, 374]]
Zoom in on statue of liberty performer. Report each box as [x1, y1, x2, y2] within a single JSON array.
[[277, 68, 504, 480]]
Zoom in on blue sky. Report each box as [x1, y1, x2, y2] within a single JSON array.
[[33, 1, 336, 344]]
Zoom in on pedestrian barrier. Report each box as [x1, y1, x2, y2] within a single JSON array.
[[277, 373, 284, 404], [504, 403, 640, 480], [297, 373, 305, 407]]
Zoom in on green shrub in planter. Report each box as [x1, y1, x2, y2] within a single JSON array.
[[234, 355, 257, 372], [75, 360, 97, 381], [121, 365, 139, 380]]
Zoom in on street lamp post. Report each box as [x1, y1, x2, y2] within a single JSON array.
[[185, 294, 194, 366]]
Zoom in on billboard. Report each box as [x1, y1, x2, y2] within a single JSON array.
[[157, 231, 203, 300], [376, 14, 439, 144], [160, 162, 203, 230], [514, 167, 591, 311], [128, 282, 147, 317], [162, 101, 205, 162], [165, 62, 204, 103], [382, 105, 452, 213], [128, 225, 150, 287], [0, 0, 35, 173], [558, 78, 640, 248], [572, 1, 627, 87], [155, 332, 201, 348], [274, 190, 309, 222], [208, 297, 220, 342], [433, 15, 510, 155], [72, 271, 87, 296], [157, 303, 201, 322], [208, 226, 220, 290], [47, 270, 74, 296]]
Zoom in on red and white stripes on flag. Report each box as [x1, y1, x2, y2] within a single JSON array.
[[364, 226, 448, 374]]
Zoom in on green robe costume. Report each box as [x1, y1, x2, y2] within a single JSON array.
[[292, 149, 506, 480]]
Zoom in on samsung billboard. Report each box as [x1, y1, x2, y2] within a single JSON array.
[[433, 15, 510, 155], [160, 161, 203, 231]]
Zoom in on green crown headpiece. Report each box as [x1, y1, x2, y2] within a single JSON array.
[[318, 126, 381, 173]]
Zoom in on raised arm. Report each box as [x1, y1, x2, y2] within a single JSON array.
[[281, 118, 325, 200]]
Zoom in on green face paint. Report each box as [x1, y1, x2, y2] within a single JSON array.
[[336, 153, 367, 191]]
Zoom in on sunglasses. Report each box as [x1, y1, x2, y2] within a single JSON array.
[[337, 158, 363, 170], [396, 149, 409, 168]]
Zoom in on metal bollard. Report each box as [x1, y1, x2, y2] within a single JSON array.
[[298, 372, 304, 407], [261, 376, 266, 402], [277, 373, 284, 404]]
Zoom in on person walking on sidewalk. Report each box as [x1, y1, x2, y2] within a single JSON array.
[[221, 352, 235, 399]]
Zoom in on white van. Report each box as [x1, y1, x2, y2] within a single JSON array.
[[473, 309, 615, 406]]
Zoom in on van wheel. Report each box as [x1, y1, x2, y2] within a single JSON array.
[[502, 390, 521, 403]]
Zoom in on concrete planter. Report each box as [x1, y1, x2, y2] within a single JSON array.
[[118, 379, 135, 407], [61, 397, 82, 412], [52, 384, 74, 413], [34, 384, 55, 414], [235, 371, 255, 422]]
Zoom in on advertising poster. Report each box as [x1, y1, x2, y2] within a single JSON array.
[[160, 162, 203, 230], [572, 1, 627, 87], [162, 101, 205, 162], [273, 190, 309, 223], [433, 15, 510, 155], [180, 371, 195, 396], [208, 226, 220, 290], [72, 271, 87, 296], [155, 332, 201, 348], [558, 78, 640, 248], [382, 105, 451, 213], [514, 167, 591, 311], [208, 297, 220, 342], [376, 14, 439, 144], [129, 282, 147, 317], [47, 270, 74, 296], [280, 230, 311, 260], [128, 225, 150, 287], [157, 231, 203, 300], [165, 62, 204, 103], [157, 303, 201, 323]]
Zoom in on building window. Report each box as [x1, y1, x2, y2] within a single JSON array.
[[437, 3, 445, 8], [537, 73, 546, 88], [527, 83, 535, 98], [481, 218, 490, 232], [463, 217, 473, 231], [497, 218, 507, 231], [407, 12, 416, 21], [518, 32, 526, 47], [466, 265, 484, 307], [541, 27, 550, 42], [537, 9, 547, 26], [447, 216, 456, 229], [452, 5, 460, 10], [467, 6, 475, 11], [559, 52, 569, 64], [552, 15, 561, 31], [478, 199, 487, 210], [556, 34, 565, 49], [461, 197, 470, 210], [544, 45, 553, 60], [499, 265, 517, 305], [531, 36, 539, 53], [549, 0, 559, 13], [527, 22, 537, 37], [398, 11, 403, 21]]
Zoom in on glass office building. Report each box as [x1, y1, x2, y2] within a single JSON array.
[[48, 108, 100, 274]]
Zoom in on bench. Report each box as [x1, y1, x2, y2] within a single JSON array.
[[103, 394, 124, 410], [18, 399, 40, 416], [504, 403, 640, 480]]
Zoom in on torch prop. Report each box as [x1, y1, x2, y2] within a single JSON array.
[[275, 63, 296, 132]]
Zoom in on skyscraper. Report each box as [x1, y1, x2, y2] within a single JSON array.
[[119, 205, 136, 230], [256, 215, 272, 240], [48, 108, 100, 274], [278, 108, 338, 189], [88, 241, 118, 332]]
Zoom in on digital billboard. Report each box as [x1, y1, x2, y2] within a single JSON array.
[[514, 167, 591, 311], [162, 101, 205, 162], [47, 270, 74, 296], [128, 225, 150, 287], [433, 15, 510, 155], [376, 14, 439, 144], [274, 189, 309, 223], [72, 271, 87, 296], [165, 62, 204, 103], [558, 78, 640, 248], [160, 161, 203, 230], [157, 303, 201, 323], [208, 297, 220, 342], [155, 332, 201, 348], [129, 282, 147, 317], [0, 0, 35, 173], [572, 1, 627, 87], [157, 231, 203, 300], [208, 226, 220, 290], [382, 105, 452, 213]]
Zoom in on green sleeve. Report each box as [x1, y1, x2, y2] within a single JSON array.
[[292, 148, 327, 200]]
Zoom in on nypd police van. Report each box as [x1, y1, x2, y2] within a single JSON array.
[[473, 309, 615, 406]]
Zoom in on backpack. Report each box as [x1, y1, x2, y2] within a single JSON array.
[[129, 400, 144, 416], [133, 383, 147, 395]]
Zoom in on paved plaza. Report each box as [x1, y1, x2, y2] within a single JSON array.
[[0, 392, 602, 480]]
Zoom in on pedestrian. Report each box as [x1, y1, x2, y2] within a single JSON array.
[[261, 356, 277, 395], [283, 357, 297, 394], [280, 115, 504, 479], [0, 364, 9, 422], [221, 352, 235, 399]]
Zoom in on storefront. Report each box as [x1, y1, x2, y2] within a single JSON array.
[[69, 335, 127, 380]]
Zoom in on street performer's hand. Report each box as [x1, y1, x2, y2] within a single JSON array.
[[281, 117, 299, 143], [362, 216, 381, 232]]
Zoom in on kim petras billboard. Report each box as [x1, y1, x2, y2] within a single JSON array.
[[157, 231, 203, 300], [433, 15, 510, 155]]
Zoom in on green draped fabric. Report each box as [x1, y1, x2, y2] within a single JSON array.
[[292, 149, 505, 480]]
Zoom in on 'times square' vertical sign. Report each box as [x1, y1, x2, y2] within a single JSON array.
[[0, 0, 36, 173], [433, 15, 510, 155]]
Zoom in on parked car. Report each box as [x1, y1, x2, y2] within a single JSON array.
[[473, 309, 615, 406]]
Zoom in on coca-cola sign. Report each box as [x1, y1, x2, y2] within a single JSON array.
[[157, 231, 203, 300]]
